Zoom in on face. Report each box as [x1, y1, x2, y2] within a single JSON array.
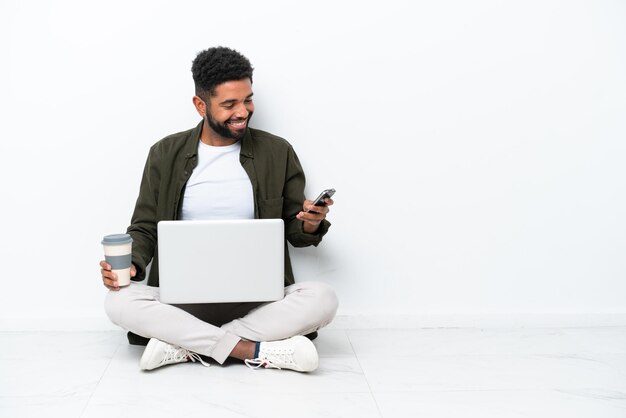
[[200, 79, 254, 141]]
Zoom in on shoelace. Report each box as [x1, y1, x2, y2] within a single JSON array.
[[245, 357, 280, 370], [243, 358, 272, 370], [187, 352, 211, 367], [244, 348, 295, 370], [162, 345, 210, 368]]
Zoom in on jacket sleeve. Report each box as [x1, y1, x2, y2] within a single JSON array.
[[126, 144, 161, 281], [283, 144, 331, 247]]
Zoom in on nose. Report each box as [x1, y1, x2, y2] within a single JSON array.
[[234, 103, 249, 119]]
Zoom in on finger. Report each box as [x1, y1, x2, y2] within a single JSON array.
[[297, 211, 323, 225], [101, 269, 118, 281], [99, 260, 111, 270], [103, 276, 118, 286], [324, 198, 334, 206], [303, 200, 317, 212], [305, 201, 330, 213], [306, 203, 329, 214], [130, 265, 137, 277], [103, 277, 119, 290]]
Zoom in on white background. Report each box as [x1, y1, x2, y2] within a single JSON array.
[[1, 0, 625, 329]]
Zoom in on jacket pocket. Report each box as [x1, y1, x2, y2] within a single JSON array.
[[258, 197, 284, 219]]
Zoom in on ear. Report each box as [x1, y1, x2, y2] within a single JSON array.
[[192, 96, 207, 117]]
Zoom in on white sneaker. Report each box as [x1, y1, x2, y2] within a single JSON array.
[[244, 335, 319, 372], [139, 338, 210, 371]]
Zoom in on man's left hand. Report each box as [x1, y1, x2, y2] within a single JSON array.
[[297, 197, 334, 234]]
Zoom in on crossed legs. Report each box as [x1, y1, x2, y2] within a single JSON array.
[[104, 281, 339, 365]]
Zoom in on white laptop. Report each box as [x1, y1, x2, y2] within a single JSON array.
[[157, 219, 285, 304]]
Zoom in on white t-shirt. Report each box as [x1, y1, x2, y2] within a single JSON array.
[[180, 141, 255, 220]]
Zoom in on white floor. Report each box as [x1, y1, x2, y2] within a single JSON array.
[[1, 327, 625, 417]]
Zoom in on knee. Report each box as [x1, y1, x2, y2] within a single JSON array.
[[104, 290, 125, 326], [303, 281, 339, 324], [103, 285, 144, 326], [318, 282, 339, 321]]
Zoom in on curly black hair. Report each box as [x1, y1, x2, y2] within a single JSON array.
[[191, 47, 254, 101]]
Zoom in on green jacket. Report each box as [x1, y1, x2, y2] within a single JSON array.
[[127, 121, 331, 287]]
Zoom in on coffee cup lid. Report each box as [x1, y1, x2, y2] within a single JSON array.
[[102, 234, 133, 245]]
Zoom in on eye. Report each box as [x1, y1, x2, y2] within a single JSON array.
[[244, 99, 253, 104]]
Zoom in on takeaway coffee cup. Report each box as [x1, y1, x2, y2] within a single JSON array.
[[101, 234, 133, 287]]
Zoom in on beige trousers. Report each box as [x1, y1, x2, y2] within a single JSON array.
[[104, 281, 339, 364]]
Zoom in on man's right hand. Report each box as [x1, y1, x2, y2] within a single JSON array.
[[100, 260, 137, 291]]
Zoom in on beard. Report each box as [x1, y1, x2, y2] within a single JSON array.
[[205, 109, 253, 141]]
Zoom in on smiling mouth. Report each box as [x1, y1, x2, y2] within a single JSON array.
[[227, 119, 247, 129]]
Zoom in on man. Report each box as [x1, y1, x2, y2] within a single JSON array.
[[100, 47, 338, 372]]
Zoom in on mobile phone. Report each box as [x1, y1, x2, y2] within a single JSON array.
[[307, 188, 336, 213]]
